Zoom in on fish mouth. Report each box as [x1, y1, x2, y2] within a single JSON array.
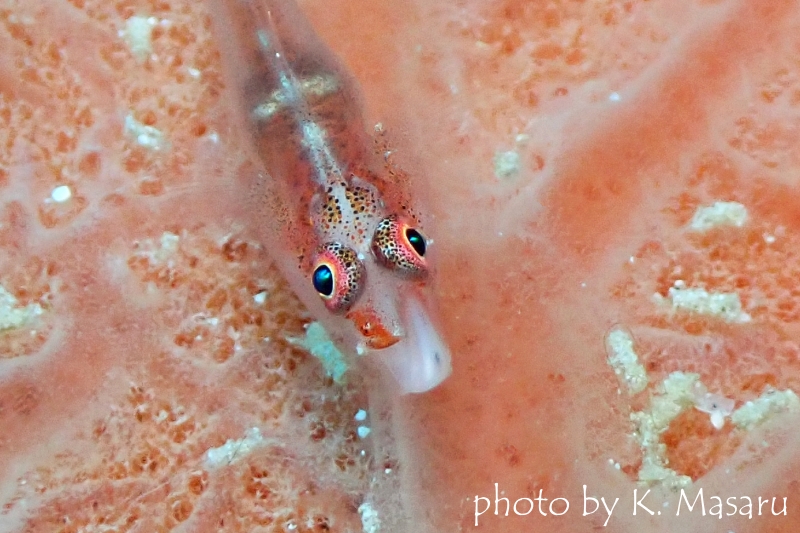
[[346, 308, 402, 350]]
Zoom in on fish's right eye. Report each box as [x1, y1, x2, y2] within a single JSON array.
[[311, 242, 365, 312]]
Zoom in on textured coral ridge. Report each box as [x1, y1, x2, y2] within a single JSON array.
[[318, 0, 800, 531], [0, 1, 381, 532], [4, 0, 800, 533]]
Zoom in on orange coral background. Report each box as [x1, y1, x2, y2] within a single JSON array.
[[1, 0, 800, 532]]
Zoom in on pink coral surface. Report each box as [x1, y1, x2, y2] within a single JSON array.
[[2, 0, 800, 532]]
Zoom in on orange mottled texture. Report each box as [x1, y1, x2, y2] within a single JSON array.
[[2, 0, 800, 532]]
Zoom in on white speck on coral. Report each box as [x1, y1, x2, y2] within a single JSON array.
[[609, 92, 621, 102], [139, 231, 180, 265], [689, 201, 748, 231], [50, 185, 72, 203], [123, 16, 154, 62], [731, 388, 800, 429], [124, 114, 167, 151], [631, 372, 698, 489], [143, 238, 170, 267], [357, 426, 371, 439], [605, 327, 648, 394], [354, 409, 367, 421], [160, 231, 179, 252], [253, 291, 267, 305], [359, 503, 381, 533], [204, 427, 266, 468], [187, 67, 201, 78], [763, 233, 776, 244], [286, 322, 348, 382], [664, 282, 751, 323], [0, 285, 43, 331], [494, 150, 521, 179]]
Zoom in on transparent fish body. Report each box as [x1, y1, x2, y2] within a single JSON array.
[[211, 0, 451, 393]]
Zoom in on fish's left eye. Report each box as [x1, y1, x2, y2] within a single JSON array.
[[371, 215, 429, 279]]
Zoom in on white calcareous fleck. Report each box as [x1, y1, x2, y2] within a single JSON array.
[[659, 281, 751, 323], [50, 185, 72, 203], [605, 327, 648, 394], [204, 427, 265, 468], [0, 285, 43, 331], [132, 231, 180, 269], [493, 150, 521, 179], [359, 503, 381, 533], [124, 114, 167, 151], [122, 16, 154, 62], [689, 201, 748, 232], [150, 232, 179, 264], [286, 322, 348, 382], [631, 372, 698, 489], [731, 388, 800, 430]]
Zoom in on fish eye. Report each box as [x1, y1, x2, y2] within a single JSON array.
[[371, 215, 429, 279], [311, 242, 365, 313], [312, 264, 334, 297], [405, 228, 426, 256]]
